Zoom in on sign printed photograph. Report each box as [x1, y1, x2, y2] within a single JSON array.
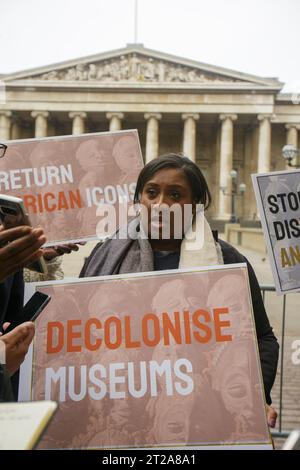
[[20, 265, 272, 450], [252, 170, 300, 294], [0, 130, 143, 245]]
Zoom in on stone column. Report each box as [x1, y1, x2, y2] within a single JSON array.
[[286, 124, 298, 147], [285, 123, 300, 168], [11, 119, 21, 140], [257, 114, 272, 173], [144, 113, 161, 163], [31, 111, 49, 138], [106, 112, 124, 131], [217, 114, 237, 220], [0, 111, 12, 140], [182, 113, 199, 162], [69, 112, 87, 135]]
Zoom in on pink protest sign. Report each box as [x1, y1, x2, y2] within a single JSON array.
[[0, 130, 143, 245], [20, 264, 272, 450]]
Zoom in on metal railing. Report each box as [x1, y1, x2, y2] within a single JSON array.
[[260, 284, 290, 439]]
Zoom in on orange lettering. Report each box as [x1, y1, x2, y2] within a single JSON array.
[[44, 192, 56, 212], [23, 194, 37, 214], [162, 311, 182, 345], [104, 316, 122, 350], [183, 310, 192, 344], [85, 318, 102, 351], [67, 319, 82, 352], [57, 191, 69, 210], [142, 314, 160, 347], [193, 309, 212, 344], [213, 308, 232, 342], [69, 189, 83, 209], [124, 316, 141, 348]]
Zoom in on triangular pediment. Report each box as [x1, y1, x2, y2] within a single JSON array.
[[2, 44, 283, 90]]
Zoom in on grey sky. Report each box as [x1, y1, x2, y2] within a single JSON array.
[[1, 0, 299, 92]]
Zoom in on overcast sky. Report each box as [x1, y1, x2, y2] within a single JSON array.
[[1, 0, 300, 92]]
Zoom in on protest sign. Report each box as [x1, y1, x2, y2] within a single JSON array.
[[19, 265, 272, 450], [252, 170, 300, 294], [0, 130, 143, 245]]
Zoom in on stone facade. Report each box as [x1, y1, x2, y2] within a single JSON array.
[[1, 44, 300, 224]]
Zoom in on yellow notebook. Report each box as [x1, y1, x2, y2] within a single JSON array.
[[0, 401, 58, 450]]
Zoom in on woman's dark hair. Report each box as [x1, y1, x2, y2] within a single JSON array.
[[134, 153, 211, 210]]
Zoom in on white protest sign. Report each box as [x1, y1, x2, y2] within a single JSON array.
[[252, 170, 300, 294]]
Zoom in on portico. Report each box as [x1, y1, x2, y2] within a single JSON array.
[[1, 44, 299, 224]]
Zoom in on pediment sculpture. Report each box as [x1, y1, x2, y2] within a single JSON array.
[[32, 54, 239, 84]]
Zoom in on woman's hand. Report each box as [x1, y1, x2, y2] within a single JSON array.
[[0, 322, 35, 376], [42, 242, 86, 261], [266, 404, 278, 428], [0, 322, 11, 336], [0, 225, 46, 282]]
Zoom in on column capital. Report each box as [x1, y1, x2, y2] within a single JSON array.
[[285, 123, 300, 130], [182, 113, 200, 121], [106, 112, 124, 120], [31, 111, 49, 119], [144, 113, 162, 121], [219, 113, 237, 122], [11, 113, 21, 124], [257, 114, 272, 122], [69, 112, 87, 120], [0, 111, 12, 118]]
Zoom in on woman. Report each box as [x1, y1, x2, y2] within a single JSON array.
[[80, 153, 279, 427]]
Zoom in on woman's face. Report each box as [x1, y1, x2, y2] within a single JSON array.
[[139, 168, 194, 240]]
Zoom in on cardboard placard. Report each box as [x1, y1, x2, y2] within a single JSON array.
[[0, 130, 143, 245], [252, 170, 300, 294], [19, 264, 272, 450]]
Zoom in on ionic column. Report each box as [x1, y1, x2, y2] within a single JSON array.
[[144, 113, 161, 163], [217, 114, 237, 220], [182, 113, 199, 162], [286, 124, 298, 148], [106, 112, 124, 131], [285, 124, 300, 168], [257, 114, 272, 173], [69, 112, 87, 135], [0, 111, 12, 140], [31, 111, 49, 138], [11, 120, 21, 140]]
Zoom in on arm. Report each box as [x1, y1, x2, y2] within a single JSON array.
[[0, 225, 46, 283], [24, 256, 64, 282], [0, 322, 35, 402]]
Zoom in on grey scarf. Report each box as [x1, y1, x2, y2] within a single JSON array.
[[80, 218, 154, 277], [80, 216, 223, 278]]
